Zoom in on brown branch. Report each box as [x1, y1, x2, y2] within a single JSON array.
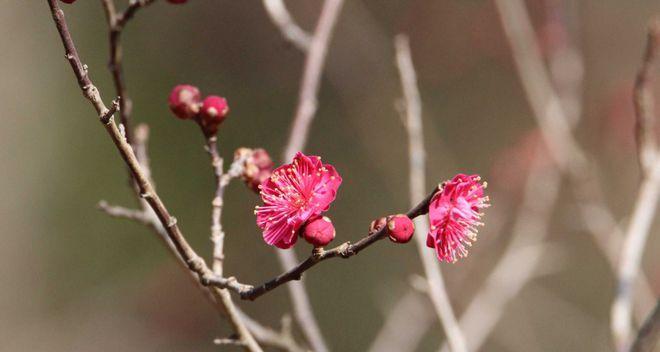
[[634, 19, 660, 173], [203, 187, 437, 300], [631, 299, 660, 352], [45, 2, 261, 350], [99, 197, 304, 352]]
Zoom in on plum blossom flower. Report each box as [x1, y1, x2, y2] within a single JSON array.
[[255, 152, 342, 249], [427, 174, 489, 263]]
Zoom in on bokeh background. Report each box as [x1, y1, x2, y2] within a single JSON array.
[[2, 0, 660, 351]]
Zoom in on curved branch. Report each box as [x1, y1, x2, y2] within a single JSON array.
[[45, 2, 260, 350], [394, 34, 467, 352], [262, 0, 312, 51]]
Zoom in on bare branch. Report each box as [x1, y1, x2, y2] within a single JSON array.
[[238, 313, 307, 352], [262, 0, 312, 51], [97, 201, 151, 225], [282, 0, 344, 161], [103, 0, 157, 144], [45, 2, 260, 350], [634, 20, 660, 173], [278, 1, 344, 350], [494, 1, 660, 349], [367, 290, 434, 352], [205, 137, 227, 275], [631, 299, 660, 352], [394, 34, 467, 352], [612, 160, 660, 351]]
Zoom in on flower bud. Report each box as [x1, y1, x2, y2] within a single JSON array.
[[368, 217, 387, 235], [201, 96, 229, 123], [386, 214, 414, 244], [302, 216, 336, 247], [168, 84, 201, 120], [199, 95, 229, 136], [236, 148, 274, 192], [60, 0, 77, 3]]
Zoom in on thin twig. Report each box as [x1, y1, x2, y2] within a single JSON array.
[[237, 313, 307, 352], [282, 0, 344, 161], [102, 0, 157, 144], [631, 299, 660, 352], [394, 34, 467, 352], [97, 201, 151, 225], [206, 137, 227, 275], [45, 2, 261, 350], [633, 20, 660, 174], [277, 1, 344, 351], [262, 0, 312, 51]]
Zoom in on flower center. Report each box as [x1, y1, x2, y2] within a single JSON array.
[[291, 195, 307, 209]]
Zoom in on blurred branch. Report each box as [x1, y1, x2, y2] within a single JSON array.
[[494, 0, 658, 346], [367, 290, 434, 352], [631, 299, 660, 352], [262, 0, 312, 51], [237, 313, 307, 352], [45, 1, 262, 350], [544, 0, 584, 128], [633, 20, 660, 174], [282, 0, 344, 161], [394, 34, 467, 352], [278, 1, 344, 351], [613, 158, 660, 351]]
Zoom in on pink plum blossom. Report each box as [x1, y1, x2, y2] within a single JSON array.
[[427, 174, 489, 263], [255, 152, 342, 249]]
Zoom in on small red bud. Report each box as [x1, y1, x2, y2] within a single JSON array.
[[368, 217, 387, 235], [199, 95, 229, 135], [168, 84, 201, 120], [201, 96, 229, 123], [302, 217, 336, 247], [386, 214, 414, 243], [60, 0, 76, 3], [167, 0, 188, 3]]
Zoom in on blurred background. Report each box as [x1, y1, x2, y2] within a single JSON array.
[[2, 0, 660, 351]]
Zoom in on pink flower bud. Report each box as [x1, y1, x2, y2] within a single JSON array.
[[386, 214, 414, 244], [199, 95, 229, 136], [302, 217, 336, 247], [168, 84, 201, 120], [236, 148, 274, 192], [368, 217, 387, 235], [60, 0, 76, 3], [201, 96, 229, 123]]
